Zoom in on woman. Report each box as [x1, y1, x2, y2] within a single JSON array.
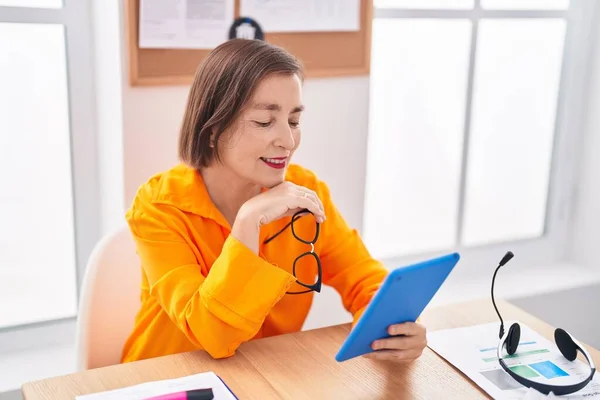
[[121, 39, 426, 363]]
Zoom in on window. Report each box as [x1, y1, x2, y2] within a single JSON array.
[[0, 1, 98, 346], [364, 1, 595, 269]]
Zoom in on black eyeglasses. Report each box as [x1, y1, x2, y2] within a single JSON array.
[[263, 209, 322, 295]]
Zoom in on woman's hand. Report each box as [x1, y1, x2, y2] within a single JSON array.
[[231, 181, 325, 253], [244, 181, 326, 226], [364, 322, 427, 363]]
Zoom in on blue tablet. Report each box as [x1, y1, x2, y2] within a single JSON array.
[[335, 252, 460, 362]]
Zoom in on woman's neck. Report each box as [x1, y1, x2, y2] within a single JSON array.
[[200, 165, 261, 227]]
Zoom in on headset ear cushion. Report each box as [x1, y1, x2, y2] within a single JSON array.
[[506, 323, 521, 355], [555, 328, 578, 361]]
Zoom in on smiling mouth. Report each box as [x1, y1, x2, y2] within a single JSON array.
[[260, 157, 287, 169]]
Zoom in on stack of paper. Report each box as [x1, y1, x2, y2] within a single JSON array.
[[75, 371, 237, 400], [427, 322, 600, 399]]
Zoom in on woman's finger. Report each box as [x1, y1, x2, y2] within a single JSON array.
[[306, 189, 325, 214], [296, 188, 324, 214], [294, 193, 325, 222], [283, 207, 309, 218], [387, 322, 426, 337], [372, 335, 426, 351]]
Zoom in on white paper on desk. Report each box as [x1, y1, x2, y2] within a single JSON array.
[[427, 322, 600, 399], [75, 371, 236, 400], [139, 0, 234, 49], [240, 0, 360, 33]]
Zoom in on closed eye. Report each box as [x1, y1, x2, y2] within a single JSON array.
[[289, 121, 300, 128], [253, 120, 272, 128]]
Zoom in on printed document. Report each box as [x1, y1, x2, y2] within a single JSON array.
[[75, 371, 236, 400], [139, 0, 234, 49], [427, 322, 600, 399], [240, 0, 360, 32]]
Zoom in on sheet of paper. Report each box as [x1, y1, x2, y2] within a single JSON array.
[[139, 0, 234, 49], [75, 372, 237, 400], [427, 322, 600, 399], [240, 0, 360, 33]]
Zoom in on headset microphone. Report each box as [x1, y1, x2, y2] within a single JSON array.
[[492, 251, 595, 395], [491, 251, 513, 339]]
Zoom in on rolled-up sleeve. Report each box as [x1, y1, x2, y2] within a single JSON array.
[[127, 204, 295, 359]]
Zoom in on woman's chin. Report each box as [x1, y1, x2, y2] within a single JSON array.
[[257, 171, 287, 189]]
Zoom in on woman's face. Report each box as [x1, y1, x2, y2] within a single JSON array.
[[216, 73, 304, 188]]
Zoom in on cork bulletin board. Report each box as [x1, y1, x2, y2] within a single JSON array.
[[126, 0, 373, 86]]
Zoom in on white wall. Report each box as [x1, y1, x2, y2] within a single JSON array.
[[121, 85, 188, 204], [570, 8, 600, 268]]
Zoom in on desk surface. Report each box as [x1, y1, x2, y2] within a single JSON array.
[[22, 300, 600, 399]]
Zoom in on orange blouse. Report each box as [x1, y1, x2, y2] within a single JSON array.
[[121, 163, 388, 362]]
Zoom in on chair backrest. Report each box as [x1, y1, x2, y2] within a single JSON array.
[[75, 226, 141, 370]]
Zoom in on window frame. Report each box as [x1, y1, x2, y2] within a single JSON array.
[[366, 0, 598, 274], [0, 0, 99, 351]]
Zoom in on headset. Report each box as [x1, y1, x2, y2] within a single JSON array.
[[491, 251, 596, 396]]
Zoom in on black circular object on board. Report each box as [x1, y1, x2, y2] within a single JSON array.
[[228, 16, 264, 40]]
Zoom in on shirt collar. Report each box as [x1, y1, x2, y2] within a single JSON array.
[[152, 163, 231, 228], [151, 163, 273, 230]]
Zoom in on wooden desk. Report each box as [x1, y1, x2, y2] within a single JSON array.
[[22, 300, 600, 399]]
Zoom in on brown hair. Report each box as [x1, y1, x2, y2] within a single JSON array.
[[178, 39, 304, 168]]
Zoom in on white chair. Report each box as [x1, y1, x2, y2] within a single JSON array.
[[75, 226, 141, 370]]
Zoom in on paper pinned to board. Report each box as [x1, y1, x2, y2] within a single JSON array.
[[240, 0, 360, 33], [139, 0, 234, 49], [75, 371, 237, 400], [427, 322, 600, 399]]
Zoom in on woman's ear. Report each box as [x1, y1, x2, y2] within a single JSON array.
[[209, 126, 220, 148]]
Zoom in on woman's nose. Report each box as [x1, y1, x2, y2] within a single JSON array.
[[275, 124, 296, 149]]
